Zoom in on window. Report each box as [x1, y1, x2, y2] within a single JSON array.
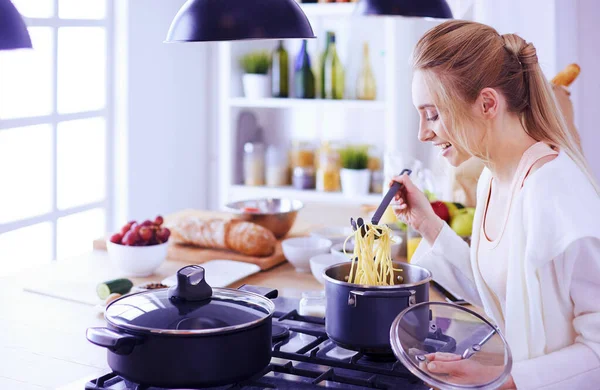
[[0, 0, 113, 276]]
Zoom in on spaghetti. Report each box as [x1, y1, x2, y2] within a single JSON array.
[[344, 222, 402, 286]]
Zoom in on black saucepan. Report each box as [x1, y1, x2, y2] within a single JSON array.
[[86, 265, 277, 388], [323, 261, 431, 355]]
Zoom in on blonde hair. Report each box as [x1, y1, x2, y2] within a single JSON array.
[[412, 20, 599, 193]]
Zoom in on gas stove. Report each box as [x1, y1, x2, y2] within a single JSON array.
[[86, 296, 434, 390]]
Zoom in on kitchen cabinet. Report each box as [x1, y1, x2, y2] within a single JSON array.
[[216, 4, 448, 209]]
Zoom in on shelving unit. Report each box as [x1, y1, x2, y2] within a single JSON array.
[[229, 97, 386, 110], [217, 5, 449, 208], [230, 185, 382, 205]]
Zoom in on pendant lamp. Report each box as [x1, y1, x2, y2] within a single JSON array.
[[0, 0, 32, 50], [166, 0, 316, 43], [354, 0, 453, 18]]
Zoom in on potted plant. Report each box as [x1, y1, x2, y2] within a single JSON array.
[[239, 51, 271, 99], [339, 145, 371, 196]]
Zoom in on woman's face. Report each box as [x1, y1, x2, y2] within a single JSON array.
[[412, 70, 472, 167]]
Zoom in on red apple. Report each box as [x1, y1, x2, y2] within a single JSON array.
[[430, 201, 451, 224]]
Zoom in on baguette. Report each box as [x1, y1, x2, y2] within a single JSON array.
[[170, 217, 276, 257], [552, 63, 580, 87]]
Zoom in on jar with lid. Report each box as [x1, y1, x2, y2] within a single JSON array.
[[292, 166, 316, 190], [316, 142, 341, 192], [243, 142, 265, 186], [298, 290, 326, 318], [265, 146, 289, 187]]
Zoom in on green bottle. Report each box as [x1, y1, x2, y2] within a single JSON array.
[[318, 31, 335, 99], [323, 34, 345, 100], [294, 40, 316, 99], [271, 40, 289, 98]]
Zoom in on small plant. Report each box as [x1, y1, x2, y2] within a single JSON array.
[[339, 145, 369, 170], [239, 51, 271, 74]]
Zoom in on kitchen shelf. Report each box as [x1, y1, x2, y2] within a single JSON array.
[[229, 185, 382, 205], [229, 97, 386, 110], [299, 3, 357, 17]]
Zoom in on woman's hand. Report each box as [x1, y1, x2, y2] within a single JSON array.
[[420, 352, 516, 389], [389, 173, 444, 244]]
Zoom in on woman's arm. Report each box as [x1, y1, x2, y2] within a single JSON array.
[[391, 173, 483, 307], [510, 238, 600, 389], [411, 223, 483, 307]]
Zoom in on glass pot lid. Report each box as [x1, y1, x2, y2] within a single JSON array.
[[105, 265, 274, 334], [390, 302, 512, 390]]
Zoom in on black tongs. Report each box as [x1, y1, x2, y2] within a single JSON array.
[[350, 169, 412, 238]]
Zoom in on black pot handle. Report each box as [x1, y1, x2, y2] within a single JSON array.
[[168, 265, 213, 302], [348, 289, 416, 307], [238, 284, 279, 299], [86, 327, 142, 355]]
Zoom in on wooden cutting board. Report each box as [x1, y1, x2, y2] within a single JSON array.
[[93, 209, 311, 271]]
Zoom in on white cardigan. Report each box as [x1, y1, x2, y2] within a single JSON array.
[[412, 151, 600, 389]]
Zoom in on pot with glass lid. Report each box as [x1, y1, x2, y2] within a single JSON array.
[[86, 265, 277, 388]]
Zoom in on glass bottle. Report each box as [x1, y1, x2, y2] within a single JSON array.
[[323, 34, 345, 100], [294, 40, 316, 99], [318, 31, 334, 99], [356, 42, 376, 100], [271, 40, 289, 98]]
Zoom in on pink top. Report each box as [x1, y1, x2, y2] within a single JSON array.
[[477, 142, 558, 321]]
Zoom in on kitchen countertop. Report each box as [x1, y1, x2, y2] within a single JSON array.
[[0, 248, 475, 390]]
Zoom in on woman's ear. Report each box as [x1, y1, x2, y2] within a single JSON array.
[[478, 88, 500, 118]]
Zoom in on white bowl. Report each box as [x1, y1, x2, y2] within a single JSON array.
[[309, 254, 349, 285], [282, 237, 332, 273], [106, 240, 168, 277], [331, 241, 355, 260], [310, 226, 354, 246]]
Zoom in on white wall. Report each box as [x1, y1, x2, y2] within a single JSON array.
[[113, 0, 211, 228], [574, 0, 600, 180], [474, 0, 600, 180]]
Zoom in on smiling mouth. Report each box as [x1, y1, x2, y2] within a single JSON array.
[[437, 142, 452, 150]]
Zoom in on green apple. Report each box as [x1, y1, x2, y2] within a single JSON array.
[[443, 201, 459, 219], [450, 208, 475, 237]]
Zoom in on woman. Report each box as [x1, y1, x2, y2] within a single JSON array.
[[391, 20, 600, 389]]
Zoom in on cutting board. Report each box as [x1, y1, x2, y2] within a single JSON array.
[[93, 209, 311, 271], [21, 252, 262, 306]]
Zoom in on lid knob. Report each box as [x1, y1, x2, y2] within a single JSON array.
[[168, 265, 213, 302]]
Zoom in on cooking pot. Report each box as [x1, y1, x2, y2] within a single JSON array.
[[86, 265, 276, 388], [323, 261, 431, 355]]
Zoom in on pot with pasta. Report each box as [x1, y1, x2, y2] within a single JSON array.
[[322, 222, 432, 355]]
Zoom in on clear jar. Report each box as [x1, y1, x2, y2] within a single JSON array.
[[370, 170, 384, 194], [298, 290, 326, 318], [265, 146, 289, 187], [316, 143, 341, 192], [290, 141, 315, 168], [292, 166, 316, 190], [243, 142, 265, 186]]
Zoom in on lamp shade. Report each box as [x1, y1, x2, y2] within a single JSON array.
[[165, 0, 315, 42], [355, 0, 453, 18], [0, 0, 32, 50]]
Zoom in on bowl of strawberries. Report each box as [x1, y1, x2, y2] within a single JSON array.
[[107, 216, 171, 277]]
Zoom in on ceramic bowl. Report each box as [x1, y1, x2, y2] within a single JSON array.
[[106, 240, 168, 277], [309, 253, 349, 285], [282, 236, 332, 273]]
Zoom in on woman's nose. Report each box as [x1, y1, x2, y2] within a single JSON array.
[[418, 122, 435, 143]]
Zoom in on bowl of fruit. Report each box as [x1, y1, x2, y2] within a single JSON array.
[[107, 216, 171, 277]]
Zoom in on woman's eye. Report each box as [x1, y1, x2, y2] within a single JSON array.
[[426, 114, 439, 121]]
